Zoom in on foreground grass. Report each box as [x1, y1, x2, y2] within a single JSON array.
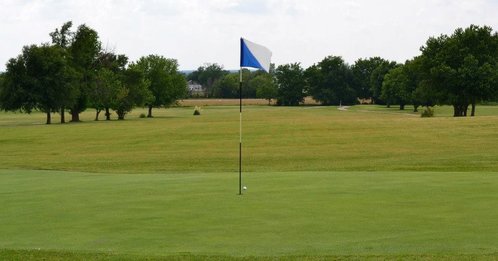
[[1, 170, 498, 258], [1, 105, 498, 173]]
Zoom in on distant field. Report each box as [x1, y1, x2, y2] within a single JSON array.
[[1, 104, 498, 260], [178, 97, 320, 106]]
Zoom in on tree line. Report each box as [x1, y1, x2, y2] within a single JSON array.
[[2, 24, 497, 120], [0, 21, 187, 124], [187, 24, 498, 116]]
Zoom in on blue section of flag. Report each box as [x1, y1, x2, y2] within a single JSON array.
[[240, 38, 265, 71]]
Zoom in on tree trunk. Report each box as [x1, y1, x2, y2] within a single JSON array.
[[46, 111, 51, 125], [413, 105, 419, 112], [268, 99, 271, 105], [117, 110, 125, 120], [387, 103, 391, 108], [70, 110, 80, 122], [60, 107, 65, 124], [95, 109, 101, 121], [471, 102, 476, 117], [105, 107, 111, 121], [147, 105, 153, 118], [400, 104, 405, 110], [454, 105, 462, 117], [453, 104, 470, 117]]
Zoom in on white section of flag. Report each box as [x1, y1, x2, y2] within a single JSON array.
[[242, 38, 272, 72]]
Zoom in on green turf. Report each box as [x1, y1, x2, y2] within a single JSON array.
[[1, 169, 498, 258], [1, 105, 498, 260], [1, 105, 498, 173]]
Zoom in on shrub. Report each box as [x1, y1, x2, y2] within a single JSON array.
[[193, 106, 202, 116], [139, 113, 146, 118], [421, 106, 434, 117]]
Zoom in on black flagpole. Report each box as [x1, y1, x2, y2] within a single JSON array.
[[239, 68, 242, 195]]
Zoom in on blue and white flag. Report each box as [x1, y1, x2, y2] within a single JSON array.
[[240, 38, 272, 73]]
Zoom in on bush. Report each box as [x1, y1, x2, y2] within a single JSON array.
[[421, 106, 434, 117], [193, 106, 202, 116], [139, 113, 146, 118]]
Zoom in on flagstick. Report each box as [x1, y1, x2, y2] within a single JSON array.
[[239, 68, 243, 195]]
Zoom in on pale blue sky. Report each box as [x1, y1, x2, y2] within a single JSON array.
[[1, 0, 497, 71]]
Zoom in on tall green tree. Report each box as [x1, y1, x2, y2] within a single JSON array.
[[50, 21, 76, 123], [0, 45, 77, 124], [252, 74, 277, 105], [69, 24, 101, 122], [92, 51, 128, 120], [306, 56, 356, 105], [381, 66, 411, 109], [132, 55, 187, 118], [370, 60, 398, 104], [112, 67, 152, 120], [275, 63, 306, 106], [91, 68, 121, 121], [0, 56, 33, 113], [0, 72, 7, 110], [211, 73, 239, 98], [420, 25, 498, 116], [351, 57, 390, 99]]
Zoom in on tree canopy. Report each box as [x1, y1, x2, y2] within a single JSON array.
[[132, 55, 187, 117], [306, 56, 356, 105], [2, 23, 498, 121], [420, 25, 498, 116], [0, 45, 77, 124], [275, 63, 307, 106]]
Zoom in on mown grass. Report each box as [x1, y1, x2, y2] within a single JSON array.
[[1, 104, 498, 260], [1, 170, 498, 259], [2, 105, 498, 173]]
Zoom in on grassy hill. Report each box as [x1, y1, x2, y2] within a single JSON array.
[[1, 105, 498, 260]]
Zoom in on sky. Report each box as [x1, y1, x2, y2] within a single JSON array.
[[1, 0, 498, 71]]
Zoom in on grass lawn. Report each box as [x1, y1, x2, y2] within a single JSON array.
[[1, 104, 498, 260]]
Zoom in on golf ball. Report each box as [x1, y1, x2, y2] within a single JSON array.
[[243, 186, 247, 190]]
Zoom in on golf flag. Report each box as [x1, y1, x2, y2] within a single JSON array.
[[240, 38, 272, 72]]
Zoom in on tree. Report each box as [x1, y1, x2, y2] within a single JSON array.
[[91, 68, 121, 120], [132, 55, 187, 118], [0, 56, 33, 113], [381, 66, 411, 109], [412, 80, 437, 110], [306, 56, 356, 105], [112, 67, 152, 120], [275, 63, 306, 106], [50, 21, 75, 123], [91, 51, 128, 120], [68, 24, 101, 122], [252, 74, 277, 105], [50, 21, 74, 49], [187, 63, 228, 96], [370, 60, 398, 104], [211, 73, 239, 98], [351, 57, 389, 99], [420, 25, 498, 116], [241, 69, 258, 98], [0, 73, 7, 109], [0, 45, 77, 124]]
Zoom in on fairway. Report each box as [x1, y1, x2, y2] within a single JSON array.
[[1, 105, 498, 260]]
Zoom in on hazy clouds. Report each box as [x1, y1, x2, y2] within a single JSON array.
[[1, 0, 497, 71]]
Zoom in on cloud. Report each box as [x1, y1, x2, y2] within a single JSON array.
[[1, 0, 498, 72]]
